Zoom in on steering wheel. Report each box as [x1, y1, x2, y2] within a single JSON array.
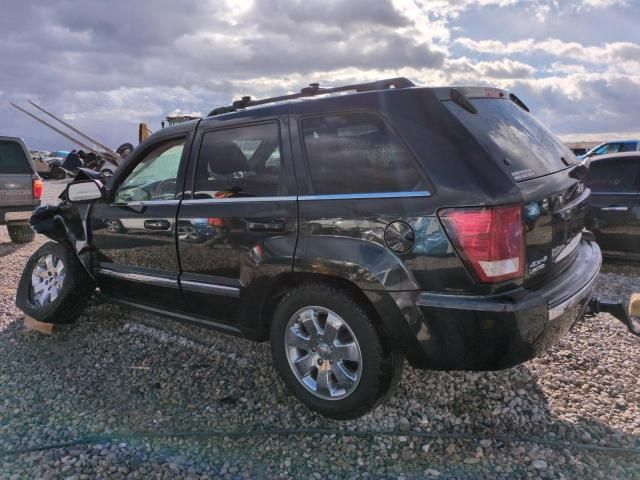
[[154, 178, 177, 199]]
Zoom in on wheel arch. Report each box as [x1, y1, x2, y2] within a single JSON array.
[[253, 271, 421, 361]]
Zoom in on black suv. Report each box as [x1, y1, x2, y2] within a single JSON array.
[[16, 78, 605, 418]]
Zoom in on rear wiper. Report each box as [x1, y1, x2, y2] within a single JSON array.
[[509, 93, 529, 112]]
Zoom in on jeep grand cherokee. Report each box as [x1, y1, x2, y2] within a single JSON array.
[[16, 78, 605, 418]]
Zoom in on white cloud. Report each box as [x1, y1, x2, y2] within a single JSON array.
[[1, 0, 639, 149], [577, 0, 627, 10], [455, 37, 640, 75]]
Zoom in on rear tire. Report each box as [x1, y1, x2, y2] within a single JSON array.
[[7, 224, 35, 243], [270, 284, 403, 419], [16, 241, 95, 324]]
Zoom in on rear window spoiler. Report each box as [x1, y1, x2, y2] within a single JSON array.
[[439, 87, 530, 113]]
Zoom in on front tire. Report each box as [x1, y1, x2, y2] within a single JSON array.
[[7, 224, 35, 243], [270, 284, 402, 419], [16, 241, 95, 324]]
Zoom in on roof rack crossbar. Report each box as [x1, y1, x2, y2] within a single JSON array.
[[207, 77, 415, 117]]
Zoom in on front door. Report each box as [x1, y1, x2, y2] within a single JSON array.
[[90, 133, 191, 310], [588, 156, 640, 254], [176, 119, 298, 332]]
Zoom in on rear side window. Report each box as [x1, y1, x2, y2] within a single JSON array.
[[0, 140, 31, 174], [444, 99, 574, 182], [588, 158, 640, 193], [619, 142, 638, 153], [302, 113, 427, 195], [194, 123, 284, 199]]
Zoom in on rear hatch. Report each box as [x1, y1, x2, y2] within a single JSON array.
[[0, 139, 36, 207], [440, 88, 589, 283]]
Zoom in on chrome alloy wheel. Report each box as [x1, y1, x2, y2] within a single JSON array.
[[30, 254, 65, 306], [285, 306, 362, 400]]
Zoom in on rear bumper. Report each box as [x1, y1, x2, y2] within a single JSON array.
[[0, 205, 38, 224], [408, 239, 602, 370]]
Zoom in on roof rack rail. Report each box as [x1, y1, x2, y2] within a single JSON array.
[[207, 77, 415, 117]]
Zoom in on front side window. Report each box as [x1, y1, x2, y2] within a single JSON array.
[[588, 158, 640, 193], [194, 123, 283, 199], [302, 113, 426, 195], [607, 143, 623, 153], [114, 137, 185, 203]]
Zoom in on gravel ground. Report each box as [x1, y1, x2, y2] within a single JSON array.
[[0, 180, 639, 479]]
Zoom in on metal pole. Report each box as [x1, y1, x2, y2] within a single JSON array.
[[27, 100, 120, 158], [10, 103, 102, 156]]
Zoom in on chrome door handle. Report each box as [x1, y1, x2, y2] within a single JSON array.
[[246, 219, 285, 232], [600, 206, 629, 211], [144, 219, 171, 230]]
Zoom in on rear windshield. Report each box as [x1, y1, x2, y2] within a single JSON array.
[[0, 140, 32, 174], [443, 98, 575, 182]]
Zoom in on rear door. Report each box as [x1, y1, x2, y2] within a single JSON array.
[[291, 106, 435, 290], [0, 138, 35, 208], [90, 133, 191, 311], [176, 118, 297, 330], [587, 156, 640, 254]]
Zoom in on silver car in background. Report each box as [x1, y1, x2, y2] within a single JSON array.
[[0, 136, 42, 243]]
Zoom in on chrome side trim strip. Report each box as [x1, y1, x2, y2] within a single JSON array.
[[180, 191, 431, 204], [298, 191, 431, 201], [97, 268, 177, 288], [180, 280, 241, 298], [590, 192, 638, 196], [110, 200, 181, 206], [182, 196, 296, 205], [548, 272, 598, 321]]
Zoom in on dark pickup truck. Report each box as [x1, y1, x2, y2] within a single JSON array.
[[0, 136, 42, 243]]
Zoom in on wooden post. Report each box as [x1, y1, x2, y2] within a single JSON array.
[[24, 315, 54, 335]]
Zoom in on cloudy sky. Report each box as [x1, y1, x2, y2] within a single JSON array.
[[1, 0, 639, 151]]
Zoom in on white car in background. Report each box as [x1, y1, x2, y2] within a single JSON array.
[[581, 140, 640, 159]]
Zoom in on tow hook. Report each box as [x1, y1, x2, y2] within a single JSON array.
[[587, 295, 640, 337]]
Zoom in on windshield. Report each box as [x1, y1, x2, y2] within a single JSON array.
[[590, 143, 609, 155], [444, 98, 575, 182]]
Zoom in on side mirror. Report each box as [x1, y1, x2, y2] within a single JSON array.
[[66, 179, 104, 203]]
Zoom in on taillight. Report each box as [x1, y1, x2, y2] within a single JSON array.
[[439, 204, 525, 283], [32, 177, 43, 200]]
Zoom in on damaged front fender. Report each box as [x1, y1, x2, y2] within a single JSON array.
[[28, 171, 101, 280]]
